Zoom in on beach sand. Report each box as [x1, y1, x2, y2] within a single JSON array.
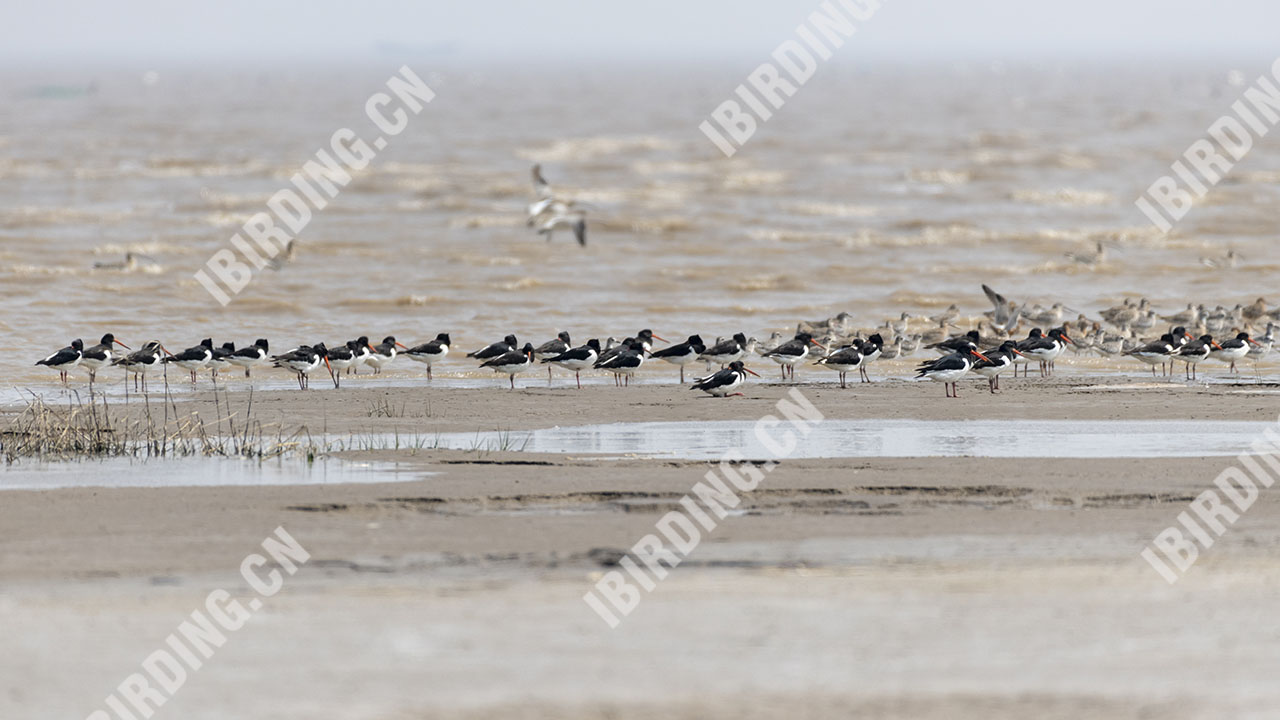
[[4, 377, 1280, 719]]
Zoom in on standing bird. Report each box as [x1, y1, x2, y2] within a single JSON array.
[[533, 331, 572, 381], [649, 334, 706, 383], [272, 343, 331, 390], [79, 333, 130, 387], [916, 348, 991, 398], [857, 333, 884, 382], [468, 334, 518, 361], [35, 339, 84, 384], [969, 340, 1023, 393], [323, 340, 365, 387], [208, 342, 236, 383], [542, 338, 601, 389], [111, 341, 169, 392], [927, 329, 981, 355], [1177, 334, 1220, 380], [761, 332, 822, 380], [698, 332, 751, 367], [1209, 331, 1261, 373], [595, 338, 646, 386], [1019, 327, 1073, 377], [1125, 333, 1177, 376], [481, 342, 535, 389], [365, 336, 407, 374], [163, 338, 213, 384], [692, 361, 760, 397], [227, 339, 270, 378], [404, 333, 451, 380], [815, 343, 863, 389], [346, 336, 373, 375]]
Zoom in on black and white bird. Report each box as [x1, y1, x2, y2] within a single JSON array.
[[226, 339, 270, 378], [857, 333, 884, 382], [916, 348, 991, 398], [35, 338, 84, 384], [404, 333, 451, 380], [163, 338, 214, 384], [468, 334, 517, 361], [1209, 331, 1260, 373], [1125, 333, 1177, 376], [969, 340, 1023, 393], [1177, 334, 1220, 380], [272, 343, 331, 390], [111, 341, 169, 392], [815, 343, 863, 388], [541, 338, 601, 389], [365, 336, 407, 374], [692, 361, 760, 397], [594, 338, 646, 386], [208, 342, 236, 382], [345, 336, 373, 375], [481, 342, 535, 389], [761, 332, 822, 380], [926, 329, 981, 355], [323, 340, 364, 387], [1019, 327, 1073, 377], [533, 331, 572, 381], [78, 333, 130, 387], [649, 334, 705, 383], [698, 332, 751, 367]]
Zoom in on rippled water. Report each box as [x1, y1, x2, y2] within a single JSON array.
[[435, 419, 1272, 459], [4, 60, 1278, 391]]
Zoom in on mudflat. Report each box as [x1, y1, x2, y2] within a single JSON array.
[[4, 376, 1279, 719]]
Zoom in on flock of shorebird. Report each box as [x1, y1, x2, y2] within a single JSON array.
[[31, 285, 1279, 398]]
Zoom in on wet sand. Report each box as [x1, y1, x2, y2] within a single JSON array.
[[4, 377, 1280, 718]]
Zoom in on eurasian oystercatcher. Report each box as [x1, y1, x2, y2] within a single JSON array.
[[858, 333, 884, 382], [533, 331, 571, 381], [227, 339, 270, 378], [969, 340, 1023, 393], [1125, 333, 1177, 376], [79, 333, 130, 387], [594, 338, 645, 386], [404, 333, 451, 380], [1177, 334, 1219, 380], [697, 332, 749, 367], [208, 341, 236, 382], [36, 339, 83, 384], [815, 343, 862, 388], [649, 334, 705, 383], [324, 340, 363, 387], [164, 338, 213, 384], [272, 343, 331, 390], [692, 361, 759, 397], [926, 329, 980, 355], [468, 334, 517, 361], [110, 341, 169, 392], [346, 336, 373, 375], [541, 338, 601, 389], [1209, 331, 1260, 373], [481, 342, 535, 389], [916, 348, 991, 398], [365, 336, 407, 374], [761, 332, 822, 380], [1019, 327, 1073, 377]]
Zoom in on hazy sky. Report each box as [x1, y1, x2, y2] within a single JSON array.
[[8, 0, 1279, 65]]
